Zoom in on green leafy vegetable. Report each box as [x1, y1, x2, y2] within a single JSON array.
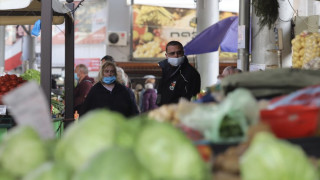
[[240, 132, 318, 180], [73, 147, 152, 180], [134, 121, 211, 180], [22, 162, 72, 180], [21, 69, 41, 84], [54, 109, 126, 171], [0, 126, 48, 177]]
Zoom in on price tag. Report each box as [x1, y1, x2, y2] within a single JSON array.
[[2, 81, 54, 139], [0, 105, 6, 115]]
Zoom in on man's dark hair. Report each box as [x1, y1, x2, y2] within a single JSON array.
[[101, 55, 114, 62], [166, 41, 183, 52]]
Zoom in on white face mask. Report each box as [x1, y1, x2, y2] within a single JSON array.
[[168, 56, 184, 66]]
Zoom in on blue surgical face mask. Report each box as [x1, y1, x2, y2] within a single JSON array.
[[168, 56, 184, 66], [74, 73, 79, 81], [103, 76, 116, 84]]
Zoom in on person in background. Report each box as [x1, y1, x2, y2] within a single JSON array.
[[80, 61, 138, 117], [116, 66, 140, 114], [101, 55, 114, 64], [220, 66, 242, 79], [116, 66, 129, 87], [134, 83, 144, 112], [157, 40, 201, 106], [142, 81, 158, 112], [140, 77, 156, 111], [52, 79, 57, 89], [74, 64, 94, 113]]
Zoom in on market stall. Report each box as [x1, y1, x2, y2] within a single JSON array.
[[0, 0, 75, 128]]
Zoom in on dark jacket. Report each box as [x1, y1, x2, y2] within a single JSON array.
[[79, 81, 139, 117], [142, 88, 158, 112], [74, 75, 94, 112], [157, 56, 201, 105]]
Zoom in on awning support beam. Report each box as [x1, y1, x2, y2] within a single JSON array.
[[64, 2, 74, 126], [40, 0, 53, 109]]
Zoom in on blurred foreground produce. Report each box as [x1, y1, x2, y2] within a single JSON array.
[[240, 132, 318, 180], [0, 126, 49, 178], [0, 109, 211, 180]]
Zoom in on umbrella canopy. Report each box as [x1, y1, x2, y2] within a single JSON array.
[[184, 16, 238, 55]]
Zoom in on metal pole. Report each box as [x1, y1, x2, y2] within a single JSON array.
[[28, 25, 36, 69], [0, 26, 5, 73], [65, 2, 75, 127], [238, 0, 250, 71], [41, 0, 53, 108]]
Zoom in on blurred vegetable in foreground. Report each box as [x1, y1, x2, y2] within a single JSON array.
[[240, 132, 318, 180]]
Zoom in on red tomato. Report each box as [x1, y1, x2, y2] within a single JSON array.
[[10, 81, 18, 87], [17, 77, 23, 83], [0, 86, 8, 93], [9, 74, 17, 80]]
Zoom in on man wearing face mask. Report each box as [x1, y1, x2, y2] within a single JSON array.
[[74, 64, 94, 113], [79, 61, 138, 117], [157, 41, 201, 106]]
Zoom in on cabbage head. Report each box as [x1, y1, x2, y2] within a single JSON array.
[[0, 126, 48, 177], [240, 132, 318, 180], [134, 121, 211, 180], [0, 170, 15, 180], [54, 109, 126, 171], [72, 147, 152, 180], [22, 162, 72, 180], [115, 115, 150, 148]]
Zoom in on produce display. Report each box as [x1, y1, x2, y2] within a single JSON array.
[[0, 74, 26, 104], [292, 31, 320, 68], [20, 69, 41, 84], [51, 99, 65, 117], [0, 109, 211, 180]]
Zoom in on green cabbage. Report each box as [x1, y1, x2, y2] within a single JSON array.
[[115, 115, 149, 148], [54, 109, 126, 171], [134, 121, 211, 180], [0, 170, 15, 180], [240, 132, 318, 180], [0, 126, 48, 177], [72, 147, 152, 180], [22, 162, 72, 180]]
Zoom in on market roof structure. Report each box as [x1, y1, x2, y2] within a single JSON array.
[[0, 0, 71, 25]]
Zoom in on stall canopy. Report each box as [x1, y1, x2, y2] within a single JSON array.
[[0, 0, 71, 25]]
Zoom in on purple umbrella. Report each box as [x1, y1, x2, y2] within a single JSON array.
[[184, 16, 238, 55]]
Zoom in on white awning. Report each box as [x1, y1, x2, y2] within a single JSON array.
[[0, 0, 72, 25]]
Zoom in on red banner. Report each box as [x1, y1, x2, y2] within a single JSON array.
[[75, 58, 100, 72]]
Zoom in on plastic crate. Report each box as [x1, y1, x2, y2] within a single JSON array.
[[260, 105, 319, 139]]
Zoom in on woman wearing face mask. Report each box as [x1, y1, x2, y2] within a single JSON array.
[[79, 61, 139, 117], [157, 41, 201, 106]]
